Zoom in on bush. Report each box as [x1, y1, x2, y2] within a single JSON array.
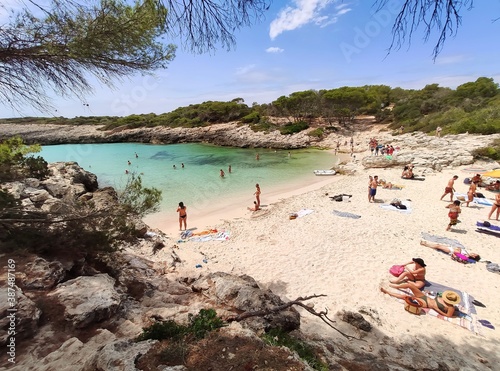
[[307, 128, 324, 138], [240, 111, 261, 124], [279, 121, 309, 135], [262, 328, 328, 371], [471, 138, 500, 160], [137, 309, 226, 342]]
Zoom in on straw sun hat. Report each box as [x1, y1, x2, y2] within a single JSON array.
[[442, 291, 461, 305]]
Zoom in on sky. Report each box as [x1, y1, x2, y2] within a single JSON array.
[[1, 0, 499, 118]]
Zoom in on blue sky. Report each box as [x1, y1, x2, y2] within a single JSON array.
[[1, 0, 499, 118]]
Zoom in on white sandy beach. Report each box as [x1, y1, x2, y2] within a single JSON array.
[[140, 142, 500, 368]]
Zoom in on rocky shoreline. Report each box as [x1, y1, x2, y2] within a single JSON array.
[[1, 121, 499, 170]]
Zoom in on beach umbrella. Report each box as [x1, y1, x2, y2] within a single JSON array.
[[482, 169, 500, 178]]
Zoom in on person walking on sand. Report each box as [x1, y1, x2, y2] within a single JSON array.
[[440, 175, 458, 202], [369, 176, 378, 203], [220, 169, 225, 178], [177, 202, 187, 231], [466, 181, 478, 207], [487, 192, 500, 220], [254, 183, 261, 208], [446, 200, 461, 231]]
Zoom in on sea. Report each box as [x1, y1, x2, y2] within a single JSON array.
[[39, 143, 338, 215]]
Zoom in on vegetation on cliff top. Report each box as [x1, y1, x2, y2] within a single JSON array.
[[2, 77, 499, 136]]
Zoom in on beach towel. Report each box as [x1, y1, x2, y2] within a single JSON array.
[[392, 281, 483, 335], [420, 232, 466, 249], [422, 281, 483, 335], [331, 210, 361, 219], [293, 209, 314, 218], [454, 193, 494, 206], [475, 221, 500, 237], [189, 231, 230, 242], [379, 200, 412, 213]]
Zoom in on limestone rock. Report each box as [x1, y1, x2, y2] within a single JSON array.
[[18, 257, 66, 290], [82, 338, 157, 371], [193, 272, 301, 332], [340, 310, 372, 332], [0, 286, 41, 346], [48, 274, 122, 328]]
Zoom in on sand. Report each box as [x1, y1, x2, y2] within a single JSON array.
[[142, 148, 500, 367]]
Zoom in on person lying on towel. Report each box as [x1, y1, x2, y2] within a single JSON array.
[[381, 285, 460, 318], [420, 240, 481, 263]]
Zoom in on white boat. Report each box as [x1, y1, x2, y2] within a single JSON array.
[[314, 169, 336, 176]]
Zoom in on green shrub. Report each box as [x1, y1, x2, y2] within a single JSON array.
[[471, 138, 500, 160], [137, 320, 185, 341], [22, 156, 50, 180], [250, 120, 274, 133], [188, 308, 226, 339], [262, 328, 328, 371], [137, 309, 226, 342], [240, 111, 261, 124], [307, 128, 324, 138], [280, 121, 309, 135]]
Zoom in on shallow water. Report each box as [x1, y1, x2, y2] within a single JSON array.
[[39, 143, 337, 213]]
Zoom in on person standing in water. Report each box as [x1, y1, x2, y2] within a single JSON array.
[[220, 169, 225, 177], [177, 202, 187, 231], [228, 164, 232, 173]]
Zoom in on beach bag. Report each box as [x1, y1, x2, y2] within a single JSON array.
[[404, 296, 422, 315], [389, 265, 405, 277]]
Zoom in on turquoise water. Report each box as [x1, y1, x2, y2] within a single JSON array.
[[39, 143, 337, 213]]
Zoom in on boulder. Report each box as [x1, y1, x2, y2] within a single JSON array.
[[48, 273, 122, 328], [0, 286, 41, 346], [192, 272, 301, 332], [18, 257, 66, 290], [82, 338, 157, 371], [340, 310, 372, 332]]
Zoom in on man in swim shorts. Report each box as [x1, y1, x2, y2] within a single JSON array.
[[369, 176, 378, 203], [440, 175, 458, 202]]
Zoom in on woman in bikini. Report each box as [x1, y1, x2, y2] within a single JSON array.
[[254, 184, 261, 208], [177, 201, 187, 231], [420, 240, 481, 262], [380, 286, 460, 317], [389, 258, 426, 289], [487, 192, 500, 220]]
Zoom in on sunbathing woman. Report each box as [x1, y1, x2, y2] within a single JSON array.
[[380, 285, 460, 318], [389, 258, 426, 289], [420, 240, 481, 262]]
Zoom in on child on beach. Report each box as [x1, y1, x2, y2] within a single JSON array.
[[446, 200, 461, 231]]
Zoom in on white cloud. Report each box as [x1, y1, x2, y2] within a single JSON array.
[[266, 47, 284, 53], [434, 54, 468, 65], [269, 0, 339, 39], [234, 64, 285, 84]]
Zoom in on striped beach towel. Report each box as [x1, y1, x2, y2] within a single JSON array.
[[331, 210, 361, 219]]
